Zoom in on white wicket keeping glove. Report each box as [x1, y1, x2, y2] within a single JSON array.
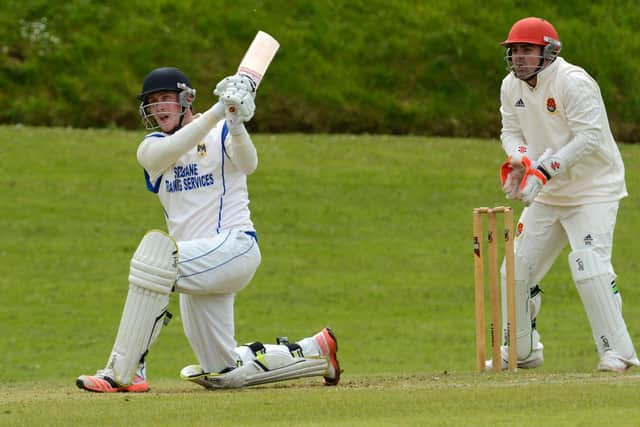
[[518, 149, 561, 206], [536, 148, 564, 178]]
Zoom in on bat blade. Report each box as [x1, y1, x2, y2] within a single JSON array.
[[211, 31, 280, 119], [237, 31, 280, 89]]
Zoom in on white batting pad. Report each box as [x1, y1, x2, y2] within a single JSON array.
[[106, 230, 178, 385], [182, 346, 328, 389], [569, 249, 639, 364], [243, 357, 328, 387]]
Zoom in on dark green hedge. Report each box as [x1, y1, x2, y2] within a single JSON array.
[[1, 0, 638, 140]]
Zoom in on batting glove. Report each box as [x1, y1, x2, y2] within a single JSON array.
[[220, 87, 255, 130], [214, 74, 256, 99]]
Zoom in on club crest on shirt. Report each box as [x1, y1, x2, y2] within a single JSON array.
[[516, 221, 524, 237], [197, 142, 207, 158], [546, 97, 557, 113]]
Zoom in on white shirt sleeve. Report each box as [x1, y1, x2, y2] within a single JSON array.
[[499, 78, 526, 156], [225, 124, 258, 175], [553, 71, 601, 170], [137, 106, 222, 180]]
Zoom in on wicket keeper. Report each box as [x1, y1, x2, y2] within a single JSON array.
[[494, 17, 639, 371]]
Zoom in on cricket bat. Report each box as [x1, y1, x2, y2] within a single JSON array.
[[212, 31, 280, 117], [237, 31, 280, 89]]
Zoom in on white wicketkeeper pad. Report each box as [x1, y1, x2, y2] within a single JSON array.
[[181, 345, 328, 389], [106, 230, 178, 385], [501, 254, 538, 360], [569, 249, 638, 363]]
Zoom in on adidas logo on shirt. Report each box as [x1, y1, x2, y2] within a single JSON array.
[[515, 99, 525, 108]]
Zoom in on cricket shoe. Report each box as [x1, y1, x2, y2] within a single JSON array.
[[76, 369, 149, 393], [314, 327, 341, 385], [597, 351, 639, 372], [484, 342, 544, 371]]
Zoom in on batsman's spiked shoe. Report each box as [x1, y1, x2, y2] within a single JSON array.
[[76, 369, 149, 393], [314, 327, 341, 385]]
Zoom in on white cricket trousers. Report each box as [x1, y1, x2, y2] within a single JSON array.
[[516, 201, 619, 284], [175, 229, 261, 373]]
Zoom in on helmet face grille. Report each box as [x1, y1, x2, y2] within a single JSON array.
[[139, 101, 185, 130], [137, 67, 196, 131], [501, 17, 561, 81]]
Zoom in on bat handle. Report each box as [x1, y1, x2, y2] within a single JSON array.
[[210, 101, 238, 120]]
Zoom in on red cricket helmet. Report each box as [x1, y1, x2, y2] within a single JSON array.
[[501, 17, 561, 49], [501, 17, 562, 81]]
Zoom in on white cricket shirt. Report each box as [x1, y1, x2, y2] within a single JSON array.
[[137, 118, 255, 241], [500, 56, 627, 205]]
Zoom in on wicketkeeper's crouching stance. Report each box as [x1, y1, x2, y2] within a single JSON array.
[[76, 65, 340, 392]]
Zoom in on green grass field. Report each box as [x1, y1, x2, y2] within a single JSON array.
[[2, 125, 640, 425]]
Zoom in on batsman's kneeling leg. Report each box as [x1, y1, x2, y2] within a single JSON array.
[[182, 342, 329, 389], [106, 230, 178, 385]]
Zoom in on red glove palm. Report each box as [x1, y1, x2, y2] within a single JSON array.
[[500, 157, 526, 199]]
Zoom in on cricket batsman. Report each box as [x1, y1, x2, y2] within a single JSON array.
[[493, 17, 639, 371], [76, 67, 340, 392]]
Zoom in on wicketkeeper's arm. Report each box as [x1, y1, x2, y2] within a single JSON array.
[[549, 73, 602, 172], [499, 81, 528, 158]]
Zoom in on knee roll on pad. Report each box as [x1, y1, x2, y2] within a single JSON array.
[[569, 249, 638, 362], [569, 248, 609, 282], [107, 230, 178, 385], [129, 231, 179, 293]]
